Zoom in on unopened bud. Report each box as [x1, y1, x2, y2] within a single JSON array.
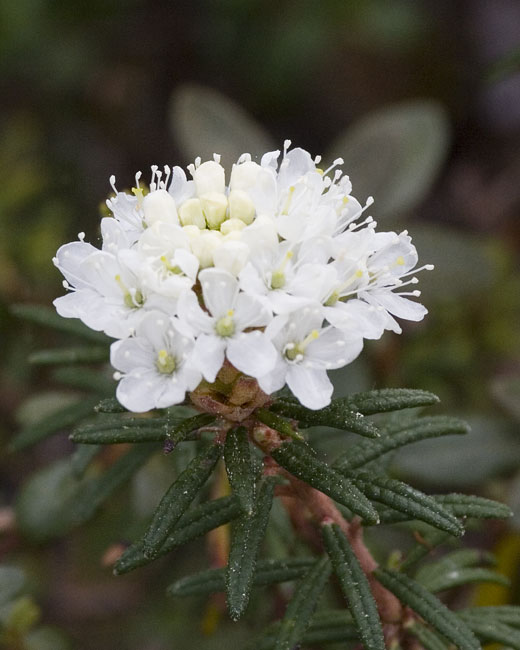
[[143, 189, 178, 226], [220, 218, 247, 235], [193, 160, 225, 196], [179, 198, 206, 229], [228, 190, 255, 224], [200, 192, 228, 229]]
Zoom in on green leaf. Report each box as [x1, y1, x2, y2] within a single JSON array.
[[70, 426, 170, 444], [70, 444, 102, 478], [407, 622, 451, 650], [142, 443, 222, 559], [434, 493, 513, 519], [10, 303, 108, 344], [0, 567, 25, 606], [114, 496, 242, 575], [224, 426, 256, 514], [10, 396, 99, 451], [168, 557, 317, 597], [322, 523, 385, 650], [394, 415, 520, 487], [255, 408, 304, 441], [458, 616, 520, 649], [419, 568, 509, 594], [272, 556, 331, 650], [95, 398, 127, 413], [270, 398, 381, 438], [400, 529, 454, 570], [247, 609, 358, 650], [333, 416, 469, 472], [415, 549, 496, 587], [72, 443, 157, 525], [170, 83, 275, 168], [325, 100, 450, 218], [460, 606, 520, 628], [271, 440, 379, 523], [374, 569, 480, 650], [332, 388, 440, 415], [226, 476, 276, 620], [353, 474, 463, 536], [28, 346, 109, 365]]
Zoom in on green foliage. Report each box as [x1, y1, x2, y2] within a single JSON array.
[[7, 303, 520, 648], [322, 523, 385, 650], [226, 476, 276, 620], [269, 556, 331, 650], [141, 444, 222, 559], [271, 439, 380, 523], [374, 569, 481, 650]]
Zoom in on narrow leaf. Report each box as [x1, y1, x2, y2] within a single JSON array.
[[273, 556, 331, 650], [10, 303, 108, 343], [322, 522, 385, 650], [407, 622, 451, 650], [374, 569, 480, 650], [460, 606, 520, 628], [400, 529, 454, 570], [458, 617, 520, 649], [10, 397, 99, 451], [419, 567, 509, 594], [434, 493, 513, 519], [271, 441, 379, 524], [336, 389, 440, 415], [353, 474, 463, 536], [247, 609, 358, 650], [226, 476, 276, 620], [70, 427, 170, 444], [166, 413, 216, 446], [142, 443, 222, 559], [271, 398, 380, 438], [114, 496, 241, 575], [333, 416, 469, 472], [256, 408, 304, 441], [73, 444, 156, 525], [168, 557, 316, 597], [29, 346, 109, 365], [70, 444, 102, 478], [224, 426, 256, 514], [95, 398, 127, 413], [415, 549, 496, 586]]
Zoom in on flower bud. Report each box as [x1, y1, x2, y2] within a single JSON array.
[[228, 190, 255, 224], [193, 160, 225, 196], [200, 192, 228, 229], [220, 218, 247, 235], [230, 160, 262, 191], [142, 189, 178, 226], [179, 198, 206, 229], [190, 230, 222, 268], [213, 240, 249, 276]]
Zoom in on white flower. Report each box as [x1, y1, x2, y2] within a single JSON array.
[[111, 312, 201, 412], [258, 307, 363, 410], [177, 268, 277, 382], [53, 143, 432, 412]]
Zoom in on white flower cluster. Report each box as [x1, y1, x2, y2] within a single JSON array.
[[53, 143, 431, 412]]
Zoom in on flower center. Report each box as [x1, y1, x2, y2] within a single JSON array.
[[283, 329, 319, 363], [269, 251, 293, 290], [156, 349, 177, 374], [115, 274, 145, 309], [215, 310, 235, 337], [160, 255, 182, 275]]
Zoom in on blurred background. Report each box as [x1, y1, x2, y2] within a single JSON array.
[[0, 1, 519, 648]]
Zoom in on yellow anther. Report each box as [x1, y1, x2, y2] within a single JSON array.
[[311, 329, 319, 340], [356, 270, 364, 278], [156, 349, 176, 374], [316, 168, 324, 175], [343, 196, 349, 204], [227, 309, 234, 317], [286, 251, 294, 259], [396, 256, 405, 266]]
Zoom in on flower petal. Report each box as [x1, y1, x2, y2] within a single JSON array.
[[286, 365, 333, 410], [199, 268, 238, 318], [192, 334, 226, 382], [227, 331, 277, 378]]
